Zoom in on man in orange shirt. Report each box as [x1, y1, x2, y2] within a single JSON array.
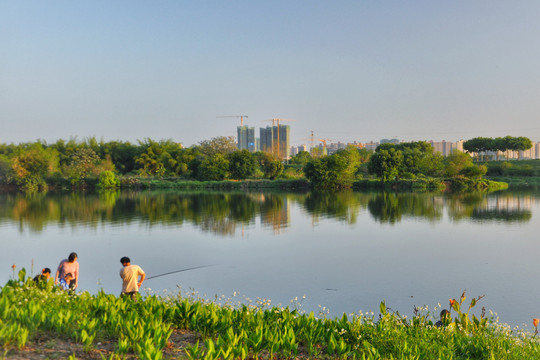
[[119, 256, 146, 301]]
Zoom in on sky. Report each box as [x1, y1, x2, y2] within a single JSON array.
[[1, 1, 539, 147]]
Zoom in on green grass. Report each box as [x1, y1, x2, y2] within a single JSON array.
[[2, 269, 540, 359], [354, 178, 508, 192], [482, 159, 540, 188], [119, 177, 310, 191]]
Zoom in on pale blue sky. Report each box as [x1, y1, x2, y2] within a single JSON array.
[[1, 1, 539, 146]]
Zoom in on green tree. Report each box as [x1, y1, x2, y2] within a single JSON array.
[[198, 154, 230, 181], [66, 148, 102, 185], [463, 137, 493, 161], [444, 151, 474, 177], [171, 147, 201, 177], [134, 139, 173, 177], [97, 170, 120, 188], [492, 137, 507, 161], [334, 146, 362, 182], [50, 138, 83, 168], [227, 150, 257, 180], [367, 148, 404, 183], [400, 143, 443, 177], [197, 136, 237, 157], [289, 151, 312, 166], [374, 141, 441, 178], [508, 136, 533, 160], [11, 144, 59, 190], [304, 148, 361, 189], [0, 155, 14, 184], [101, 140, 142, 174], [357, 148, 373, 163], [255, 152, 284, 180], [460, 164, 487, 179]]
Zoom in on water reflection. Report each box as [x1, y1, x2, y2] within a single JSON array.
[[367, 192, 443, 224], [0, 190, 536, 234], [445, 192, 533, 223], [302, 191, 365, 224]]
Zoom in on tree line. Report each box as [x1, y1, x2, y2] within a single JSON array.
[[0, 135, 533, 191], [0, 137, 286, 190], [463, 136, 533, 161]]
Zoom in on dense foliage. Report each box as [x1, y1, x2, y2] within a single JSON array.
[[2, 271, 540, 359], [303, 146, 365, 189], [0, 135, 533, 191], [0, 137, 289, 190], [366, 141, 491, 183]]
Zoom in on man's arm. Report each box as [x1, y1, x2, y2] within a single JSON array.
[[138, 272, 145, 288]]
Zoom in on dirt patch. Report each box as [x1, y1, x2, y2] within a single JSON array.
[[2, 329, 197, 359]]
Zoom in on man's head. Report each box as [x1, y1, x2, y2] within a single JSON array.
[[42, 268, 51, 278], [120, 256, 131, 266], [68, 252, 78, 262], [440, 309, 450, 320]]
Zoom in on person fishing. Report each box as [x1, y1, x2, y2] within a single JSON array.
[[119, 256, 145, 301]]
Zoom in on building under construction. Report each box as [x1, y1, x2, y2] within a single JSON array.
[[237, 126, 256, 152], [260, 125, 290, 160]]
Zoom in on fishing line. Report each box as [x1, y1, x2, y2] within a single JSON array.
[[145, 265, 213, 280]]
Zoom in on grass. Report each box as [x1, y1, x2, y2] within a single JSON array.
[[2, 270, 540, 359], [354, 178, 508, 192], [482, 159, 540, 189], [119, 177, 310, 191]]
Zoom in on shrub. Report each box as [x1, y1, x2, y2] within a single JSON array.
[[97, 171, 120, 189]]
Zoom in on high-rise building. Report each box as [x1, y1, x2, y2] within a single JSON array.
[[237, 126, 256, 152], [259, 125, 290, 160]]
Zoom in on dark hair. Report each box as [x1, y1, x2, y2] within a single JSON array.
[[42, 268, 51, 274], [120, 256, 131, 264], [68, 252, 78, 262], [440, 309, 450, 318]]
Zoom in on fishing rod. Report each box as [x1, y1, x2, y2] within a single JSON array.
[[145, 265, 213, 280]]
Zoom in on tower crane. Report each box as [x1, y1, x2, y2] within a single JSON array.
[[317, 138, 331, 156], [303, 131, 330, 156], [217, 115, 249, 126]]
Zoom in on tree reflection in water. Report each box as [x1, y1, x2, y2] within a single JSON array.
[[0, 190, 536, 233]]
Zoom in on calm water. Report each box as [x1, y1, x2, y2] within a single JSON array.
[[1, 189, 539, 328]]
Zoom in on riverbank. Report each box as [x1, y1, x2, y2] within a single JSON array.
[[2, 272, 539, 359], [32, 176, 509, 193], [353, 177, 508, 192]]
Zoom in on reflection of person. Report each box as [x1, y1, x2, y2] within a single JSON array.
[[33, 268, 51, 283], [55, 252, 79, 290], [436, 309, 451, 327], [120, 256, 145, 301]]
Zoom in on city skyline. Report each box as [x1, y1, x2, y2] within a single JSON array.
[[2, 2, 539, 146]]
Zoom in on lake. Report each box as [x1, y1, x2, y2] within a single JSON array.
[[1, 189, 539, 328]]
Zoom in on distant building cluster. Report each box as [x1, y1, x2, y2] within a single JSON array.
[[235, 123, 540, 160]]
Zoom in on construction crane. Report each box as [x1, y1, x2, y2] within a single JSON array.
[[217, 115, 249, 126], [303, 131, 328, 155], [317, 138, 331, 156], [261, 118, 295, 159]]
